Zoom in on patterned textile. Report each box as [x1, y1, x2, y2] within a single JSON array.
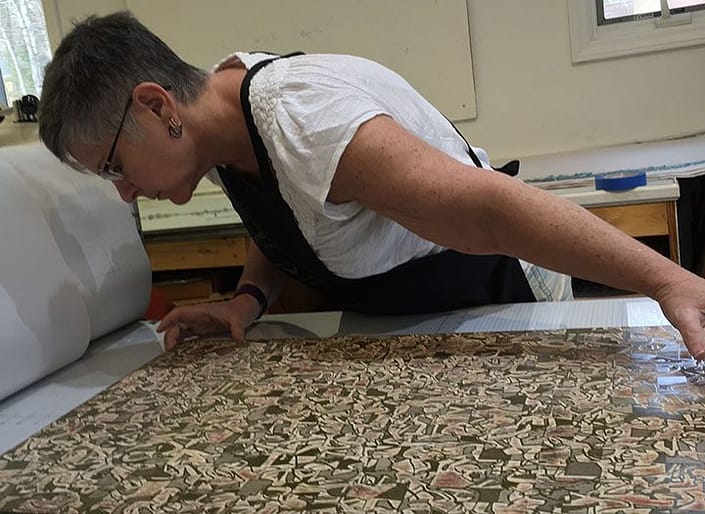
[[2, 327, 705, 513]]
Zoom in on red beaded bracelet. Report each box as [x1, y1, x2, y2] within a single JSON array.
[[233, 283, 268, 319]]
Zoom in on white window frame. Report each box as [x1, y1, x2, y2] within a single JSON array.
[[568, 0, 705, 63]]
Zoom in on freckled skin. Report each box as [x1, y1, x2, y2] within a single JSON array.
[[100, 82, 705, 359]]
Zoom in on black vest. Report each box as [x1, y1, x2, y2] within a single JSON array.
[[217, 53, 535, 315]]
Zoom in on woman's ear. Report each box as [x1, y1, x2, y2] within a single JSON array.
[[132, 82, 174, 119]]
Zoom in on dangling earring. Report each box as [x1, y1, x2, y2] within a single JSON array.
[[168, 117, 183, 138]]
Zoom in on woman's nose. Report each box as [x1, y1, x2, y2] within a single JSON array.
[[113, 181, 137, 202]]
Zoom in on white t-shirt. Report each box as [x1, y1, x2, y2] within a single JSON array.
[[209, 52, 572, 301]]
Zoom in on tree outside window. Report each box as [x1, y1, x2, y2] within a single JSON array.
[[600, 0, 705, 23], [0, 0, 51, 107]]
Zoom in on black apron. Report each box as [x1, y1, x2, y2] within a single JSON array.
[[217, 53, 535, 315]]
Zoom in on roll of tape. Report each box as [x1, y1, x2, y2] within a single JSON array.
[[594, 171, 646, 192]]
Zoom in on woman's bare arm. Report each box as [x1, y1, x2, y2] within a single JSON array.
[[330, 115, 705, 358]]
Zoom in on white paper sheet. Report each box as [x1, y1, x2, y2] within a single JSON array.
[[0, 321, 162, 455], [0, 144, 151, 339], [0, 165, 90, 400], [327, 298, 671, 337], [519, 133, 705, 184], [0, 144, 152, 401], [247, 298, 671, 341]]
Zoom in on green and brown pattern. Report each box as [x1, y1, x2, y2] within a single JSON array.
[[2, 327, 705, 513]]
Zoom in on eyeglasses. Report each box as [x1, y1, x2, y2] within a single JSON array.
[[99, 95, 133, 182], [98, 84, 173, 182], [64, 85, 172, 181]]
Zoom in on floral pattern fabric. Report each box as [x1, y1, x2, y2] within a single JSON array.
[[1, 327, 705, 513]]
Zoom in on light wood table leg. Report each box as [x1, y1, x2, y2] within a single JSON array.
[[666, 201, 680, 264]]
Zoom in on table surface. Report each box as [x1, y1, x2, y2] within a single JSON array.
[[551, 177, 679, 207], [0, 297, 672, 455]]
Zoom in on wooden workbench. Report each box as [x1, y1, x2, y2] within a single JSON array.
[[553, 178, 680, 263], [142, 178, 681, 304]]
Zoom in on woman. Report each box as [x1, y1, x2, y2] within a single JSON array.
[[39, 12, 705, 357]]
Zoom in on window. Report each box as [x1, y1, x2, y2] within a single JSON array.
[[568, 0, 705, 62], [599, 0, 705, 25], [0, 67, 7, 107], [0, 0, 52, 108]]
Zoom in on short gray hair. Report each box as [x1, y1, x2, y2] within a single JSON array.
[[39, 11, 207, 163]]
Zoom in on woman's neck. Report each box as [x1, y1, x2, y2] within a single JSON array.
[[185, 68, 259, 178]]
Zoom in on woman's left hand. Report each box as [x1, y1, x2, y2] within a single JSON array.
[[656, 274, 705, 359]]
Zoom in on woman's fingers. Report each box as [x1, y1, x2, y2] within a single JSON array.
[[157, 306, 234, 350], [163, 323, 182, 351], [163, 322, 206, 351], [230, 325, 246, 341], [676, 310, 705, 359], [155, 301, 251, 350], [157, 306, 208, 333], [156, 307, 184, 332]]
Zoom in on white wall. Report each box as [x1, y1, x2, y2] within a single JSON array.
[[43, 0, 705, 162], [460, 1, 705, 161]]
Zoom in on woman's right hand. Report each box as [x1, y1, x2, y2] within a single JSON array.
[[156, 294, 262, 351]]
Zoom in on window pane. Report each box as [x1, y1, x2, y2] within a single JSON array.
[[668, 0, 705, 8], [599, 0, 705, 23], [603, 0, 662, 19], [0, 0, 52, 105], [0, 68, 8, 107]]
